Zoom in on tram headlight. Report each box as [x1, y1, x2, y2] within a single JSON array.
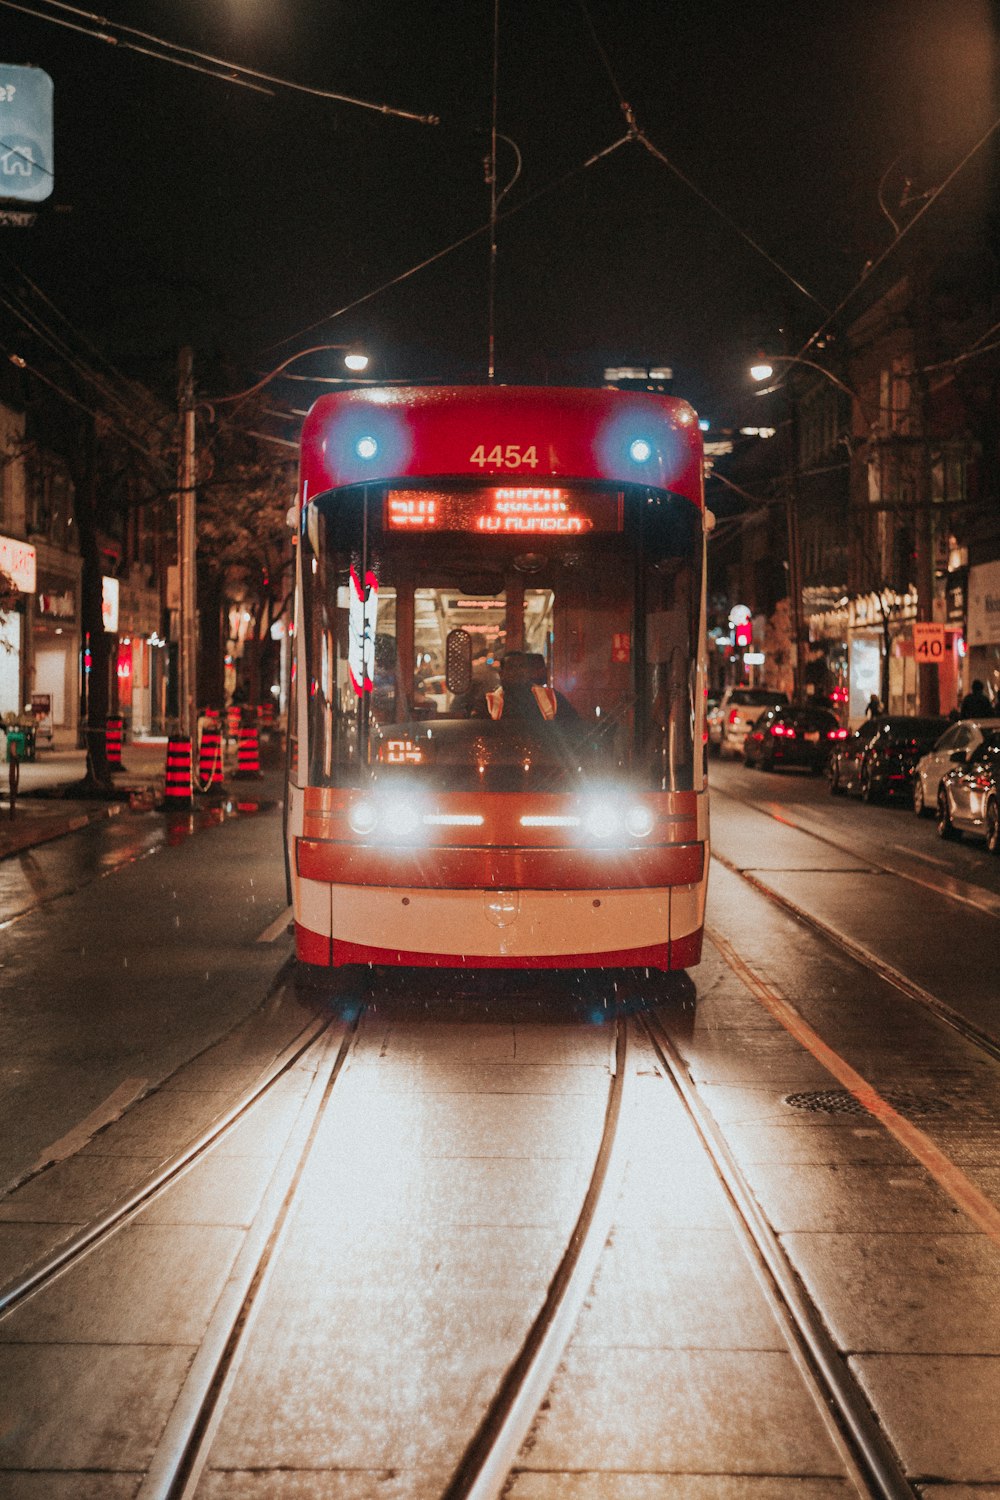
[[628, 438, 653, 464], [348, 799, 378, 835], [380, 794, 423, 839], [355, 435, 379, 461], [624, 804, 655, 838], [584, 803, 621, 840]]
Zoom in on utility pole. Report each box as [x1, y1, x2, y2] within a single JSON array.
[[176, 346, 197, 737], [785, 394, 806, 700]]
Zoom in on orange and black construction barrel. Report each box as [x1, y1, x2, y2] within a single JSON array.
[[105, 716, 125, 771], [163, 734, 194, 804], [197, 720, 225, 792], [232, 724, 262, 779]]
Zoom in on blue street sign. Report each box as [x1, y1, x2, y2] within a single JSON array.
[[0, 64, 54, 202]]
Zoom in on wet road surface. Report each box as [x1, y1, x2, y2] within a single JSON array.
[[0, 762, 998, 1493]]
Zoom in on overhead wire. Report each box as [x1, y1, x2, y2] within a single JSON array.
[[1, 0, 440, 121], [573, 0, 828, 314], [0, 285, 165, 442], [262, 132, 631, 353], [793, 109, 1000, 364]]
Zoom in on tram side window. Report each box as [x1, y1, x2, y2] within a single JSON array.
[[644, 557, 697, 790]]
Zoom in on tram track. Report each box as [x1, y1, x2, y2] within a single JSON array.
[[0, 1005, 349, 1319], [712, 779, 1000, 922], [0, 995, 953, 1495], [640, 1011, 914, 1500], [137, 1015, 360, 1500], [711, 844, 1000, 1067], [440, 1016, 631, 1500], [709, 783, 1000, 1066]]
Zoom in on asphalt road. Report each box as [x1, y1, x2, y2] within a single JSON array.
[[0, 762, 998, 1492]]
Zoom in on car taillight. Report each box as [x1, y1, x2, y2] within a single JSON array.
[[771, 724, 786, 736], [827, 728, 848, 739], [728, 709, 740, 725]]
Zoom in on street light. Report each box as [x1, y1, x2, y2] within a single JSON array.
[[749, 352, 870, 419], [206, 343, 370, 406]]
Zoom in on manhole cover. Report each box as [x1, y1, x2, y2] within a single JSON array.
[[784, 1088, 951, 1118]]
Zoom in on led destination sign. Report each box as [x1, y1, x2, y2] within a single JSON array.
[[385, 487, 623, 535]]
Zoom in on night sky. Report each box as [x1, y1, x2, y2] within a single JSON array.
[[1, 0, 998, 418]]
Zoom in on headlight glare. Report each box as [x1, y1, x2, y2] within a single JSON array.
[[584, 803, 621, 840]]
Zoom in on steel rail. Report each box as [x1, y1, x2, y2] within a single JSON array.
[[0, 1002, 336, 1318], [138, 1013, 361, 1500], [711, 843, 1000, 1067], [640, 1012, 916, 1500], [711, 778, 1000, 922], [439, 1015, 633, 1500]]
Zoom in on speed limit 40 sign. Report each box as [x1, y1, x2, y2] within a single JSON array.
[[912, 622, 947, 664]]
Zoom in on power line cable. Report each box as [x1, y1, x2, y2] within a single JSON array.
[[0, 290, 169, 451], [794, 109, 1000, 364], [573, 0, 828, 314], [263, 132, 631, 353], [2, 0, 440, 121], [0, 1, 271, 93]]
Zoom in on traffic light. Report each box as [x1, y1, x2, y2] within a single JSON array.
[[734, 620, 753, 650]]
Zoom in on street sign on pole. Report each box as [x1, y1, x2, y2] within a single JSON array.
[[912, 622, 946, 666], [0, 64, 54, 202]]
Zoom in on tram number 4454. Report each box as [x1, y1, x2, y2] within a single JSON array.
[[470, 444, 539, 469], [913, 622, 947, 662]]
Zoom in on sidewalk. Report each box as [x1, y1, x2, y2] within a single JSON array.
[[2, 738, 168, 861]]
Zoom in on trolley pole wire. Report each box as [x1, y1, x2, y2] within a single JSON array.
[[487, 0, 500, 382]]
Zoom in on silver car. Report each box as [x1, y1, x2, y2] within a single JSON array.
[[913, 717, 1000, 816], [715, 687, 789, 758]]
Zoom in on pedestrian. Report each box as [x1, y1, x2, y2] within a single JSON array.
[[865, 693, 881, 718], [959, 678, 994, 719]]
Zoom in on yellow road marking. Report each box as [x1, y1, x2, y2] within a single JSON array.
[[707, 923, 1000, 1246]]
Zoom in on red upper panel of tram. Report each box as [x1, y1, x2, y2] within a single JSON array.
[[299, 385, 704, 508]]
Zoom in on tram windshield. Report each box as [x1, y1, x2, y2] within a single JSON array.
[[297, 482, 702, 792]]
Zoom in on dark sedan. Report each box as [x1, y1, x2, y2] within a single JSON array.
[[829, 714, 949, 802], [937, 730, 1000, 852], [743, 704, 846, 773]]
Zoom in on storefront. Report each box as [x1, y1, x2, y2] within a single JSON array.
[[115, 579, 164, 737], [0, 532, 37, 719], [33, 547, 83, 739], [966, 559, 1000, 703]]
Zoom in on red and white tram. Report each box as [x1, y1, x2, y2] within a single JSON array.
[[287, 385, 709, 971]]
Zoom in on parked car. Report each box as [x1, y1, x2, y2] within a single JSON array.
[[937, 730, 1000, 852], [714, 687, 789, 758], [829, 714, 949, 802], [828, 716, 881, 795], [912, 717, 1000, 816], [744, 703, 846, 773]]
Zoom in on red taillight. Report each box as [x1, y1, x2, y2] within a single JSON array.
[[827, 728, 848, 739], [728, 709, 740, 725], [772, 723, 792, 737]]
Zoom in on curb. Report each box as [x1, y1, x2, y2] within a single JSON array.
[[0, 801, 124, 862]]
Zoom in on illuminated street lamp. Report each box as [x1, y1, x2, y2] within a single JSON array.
[[749, 352, 866, 413], [207, 343, 370, 406]]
